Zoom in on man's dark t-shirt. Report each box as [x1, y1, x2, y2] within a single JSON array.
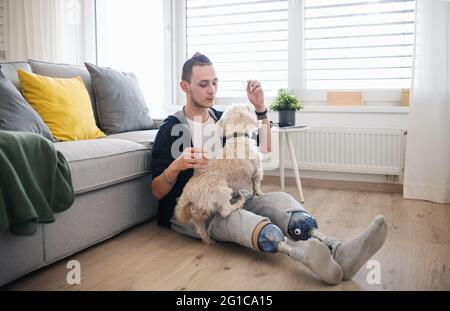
[[151, 108, 223, 227]]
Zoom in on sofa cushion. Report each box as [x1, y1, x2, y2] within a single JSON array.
[[0, 62, 32, 91], [18, 69, 105, 141], [28, 59, 98, 122], [103, 129, 158, 149], [0, 71, 54, 141], [54, 138, 150, 194], [85, 62, 154, 134]]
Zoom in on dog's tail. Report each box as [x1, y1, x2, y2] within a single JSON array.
[[175, 197, 192, 224]]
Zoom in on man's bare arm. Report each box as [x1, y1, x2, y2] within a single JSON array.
[[246, 80, 271, 153], [258, 117, 272, 153], [151, 148, 209, 200], [151, 164, 180, 200]]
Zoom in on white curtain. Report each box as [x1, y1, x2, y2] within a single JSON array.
[[3, 0, 95, 64], [404, 0, 450, 203]]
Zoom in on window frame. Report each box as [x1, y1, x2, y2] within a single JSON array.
[[172, 0, 411, 108], [292, 0, 408, 106], [172, 0, 187, 110]]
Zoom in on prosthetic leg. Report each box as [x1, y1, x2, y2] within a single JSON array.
[[286, 210, 323, 241], [285, 211, 388, 280], [256, 223, 343, 285]]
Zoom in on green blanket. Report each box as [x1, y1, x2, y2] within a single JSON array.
[[0, 130, 74, 236]]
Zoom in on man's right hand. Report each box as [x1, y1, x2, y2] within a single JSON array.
[[171, 147, 209, 173]]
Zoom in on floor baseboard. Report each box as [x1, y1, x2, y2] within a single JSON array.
[[263, 175, 403, 194]]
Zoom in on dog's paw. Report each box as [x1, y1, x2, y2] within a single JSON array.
[[236, 197, 246, 207], [202, 238, 216, 245], [219, 209, 232, 218], [253, 190, 264, 197]]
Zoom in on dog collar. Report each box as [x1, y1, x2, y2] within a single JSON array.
[[224, 133, 250, 140]]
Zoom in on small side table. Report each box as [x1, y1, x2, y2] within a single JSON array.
[[276, 125, 310, 203]]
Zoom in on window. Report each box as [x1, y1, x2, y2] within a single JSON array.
[[182, 0, 416, 105], [186, 0, 289, 98], [96, 0, 170, 117], [303, 0, 416, 90]]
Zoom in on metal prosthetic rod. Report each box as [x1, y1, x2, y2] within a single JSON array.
[[277, 237, 294, 255], [310, 228, 326, 242]]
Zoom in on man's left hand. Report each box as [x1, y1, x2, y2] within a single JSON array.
[[246, 80, 265, 112]]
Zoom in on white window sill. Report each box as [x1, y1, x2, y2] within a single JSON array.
[[269, 106, 410, 114], [152, 105, 410, 121]]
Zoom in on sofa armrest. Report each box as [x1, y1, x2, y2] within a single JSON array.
[[152, 119, 164, 128]]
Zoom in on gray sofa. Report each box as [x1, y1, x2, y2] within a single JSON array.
[[0, 60, 160, 286]]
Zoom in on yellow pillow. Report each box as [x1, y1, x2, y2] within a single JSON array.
[[18, 69, 105, 141]]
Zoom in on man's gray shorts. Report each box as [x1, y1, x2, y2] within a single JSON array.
[[170, 192, 306, 251]]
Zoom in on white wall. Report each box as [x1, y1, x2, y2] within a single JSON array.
[[0, 0, 4, 61]]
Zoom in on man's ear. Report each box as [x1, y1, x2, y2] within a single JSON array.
[[180, 81, 189, 93]]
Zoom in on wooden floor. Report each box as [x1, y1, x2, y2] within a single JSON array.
[[4, 178, 450, 291]]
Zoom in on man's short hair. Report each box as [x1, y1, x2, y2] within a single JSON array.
[[182, 52, 212, 83]]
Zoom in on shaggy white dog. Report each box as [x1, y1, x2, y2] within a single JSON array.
[[175, 104, 264, 244]]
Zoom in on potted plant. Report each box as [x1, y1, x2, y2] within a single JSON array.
[[269, 89, 303, 127]]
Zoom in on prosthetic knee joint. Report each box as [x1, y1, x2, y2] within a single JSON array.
[[257, 223, 285, 253], [288, 211, 318, 241], [256, 211, 320, 253]]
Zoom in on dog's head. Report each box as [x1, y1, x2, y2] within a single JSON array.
[[217, 103, 261, 135]]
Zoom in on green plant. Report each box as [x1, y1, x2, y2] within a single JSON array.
[[269, 89, 303, 111]]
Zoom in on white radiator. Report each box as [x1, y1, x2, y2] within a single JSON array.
[[264, 127, 406, 175]]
